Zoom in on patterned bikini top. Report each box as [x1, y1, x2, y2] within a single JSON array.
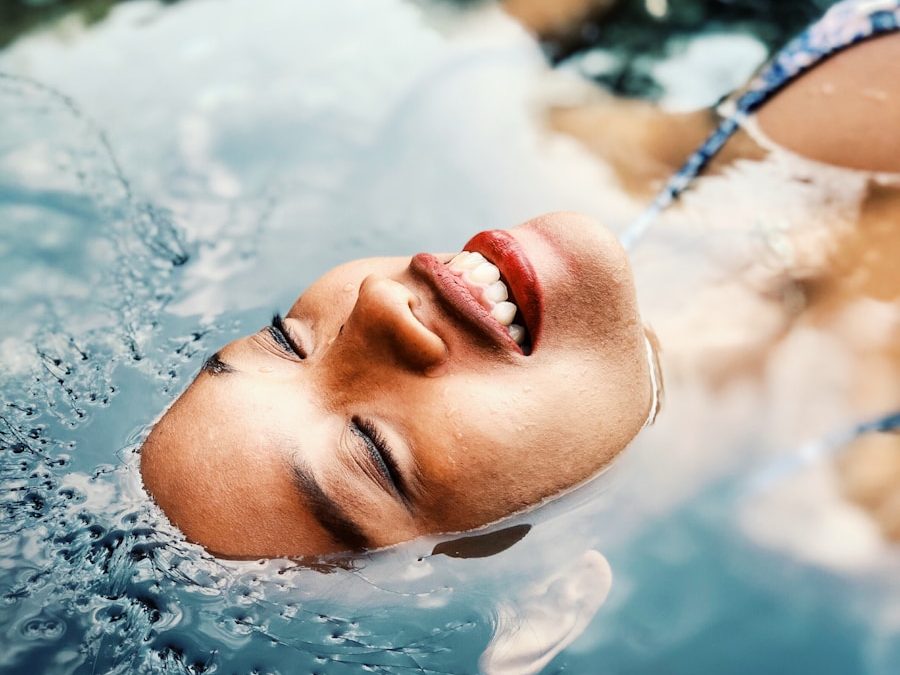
[[619, 0, 900, 250]]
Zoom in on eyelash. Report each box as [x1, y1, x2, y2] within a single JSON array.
[[350, 416, 405, 499], [267, 313, 307, 359]]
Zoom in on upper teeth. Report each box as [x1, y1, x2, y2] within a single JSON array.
[[447, 251, 526, 345], [450, 251, 486, 270], [491, 301, 517, 325], [483, 280, 508, 303], [469, 262, 500, 284]]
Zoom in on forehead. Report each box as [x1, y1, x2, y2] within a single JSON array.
[[142, 370, 338, 555]]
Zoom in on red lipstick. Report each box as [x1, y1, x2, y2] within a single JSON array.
[[463, 229, 543, 349], [409, 229, 543, 355]]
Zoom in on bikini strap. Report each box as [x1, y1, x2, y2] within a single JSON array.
[[747, 410, 900, 493], [619, 0, 900, 250]]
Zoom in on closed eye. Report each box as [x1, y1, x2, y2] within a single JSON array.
[[267, 313, 307, 359], [350, 416, 409, 505]]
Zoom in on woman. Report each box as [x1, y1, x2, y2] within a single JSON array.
[[142, 0, 900, 559], [140, 213, 656, 558]]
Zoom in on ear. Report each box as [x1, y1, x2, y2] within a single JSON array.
[[480, 549, 613, 675]]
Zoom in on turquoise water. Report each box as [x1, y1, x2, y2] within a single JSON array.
[[2, 1, 898, 673]]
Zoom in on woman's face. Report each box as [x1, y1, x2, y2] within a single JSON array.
[[140, 212, 652, 558]]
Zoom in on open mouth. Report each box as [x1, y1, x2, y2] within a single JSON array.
[[410, 230, 543, 355], [444, 251, 530, 347]]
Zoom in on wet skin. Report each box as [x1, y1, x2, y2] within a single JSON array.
[[140, 212, 652, 558]]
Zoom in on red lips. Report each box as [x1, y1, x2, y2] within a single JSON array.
[[464, 230, 543, 349], [410, 229, 543, 355]]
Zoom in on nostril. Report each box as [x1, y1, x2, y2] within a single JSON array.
[[352, 275, 448, 372]]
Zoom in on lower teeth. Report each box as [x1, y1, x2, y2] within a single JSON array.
[[508, 323, 525, 345]]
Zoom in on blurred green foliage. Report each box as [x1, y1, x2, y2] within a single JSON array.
[[546, 0, 844, 98], [552, 0, 841, 58], [0, 0, 180, 49], [0, 0, 844, 99]]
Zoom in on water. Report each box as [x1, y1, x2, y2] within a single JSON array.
[[2, 1, 899, 673]]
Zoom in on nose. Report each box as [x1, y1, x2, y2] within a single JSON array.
[[342, 274, 448, 373]]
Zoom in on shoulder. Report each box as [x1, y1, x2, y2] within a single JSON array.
[[756, 32, 900, 173]]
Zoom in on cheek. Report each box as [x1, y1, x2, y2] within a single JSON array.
[[552, 272, 639, 353], [472, 360, 631, 468], [433, 364, 606, 456], [422, 377, 554, 487]]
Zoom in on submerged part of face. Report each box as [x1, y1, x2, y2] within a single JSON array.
[[140, 212, 652, 558]]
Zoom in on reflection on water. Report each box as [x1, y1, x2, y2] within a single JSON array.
[[480, 550, 613, 675], [1, 0, 898, 673]]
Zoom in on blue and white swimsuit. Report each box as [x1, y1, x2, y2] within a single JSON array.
[[620, 0, 900, 250]]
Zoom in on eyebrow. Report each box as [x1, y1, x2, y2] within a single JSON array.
[[201, 351, 235, 376], [290, 462, 370, 551]]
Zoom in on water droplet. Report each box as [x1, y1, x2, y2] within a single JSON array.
[[20, 617, 66, 640], [862, 87, 888, 102]]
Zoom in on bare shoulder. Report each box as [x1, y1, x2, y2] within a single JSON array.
[[757, 33, 900, 173]]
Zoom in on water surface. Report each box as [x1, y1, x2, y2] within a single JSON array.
[[1, 1, 898, 673]]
